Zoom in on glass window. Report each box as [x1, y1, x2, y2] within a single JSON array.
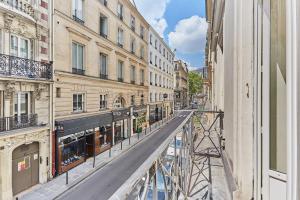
[[117, 3, 123, 19], [140, 69, 144, 84], [269, 0, 287, 173], [100, 94, 107, 109], [10, 35, 30, 59], [140, 46, 144, 59], [150, 34, 152, 45], [130, 66, 136, 82], [100, 15, 108, 38], [150, 52, 153, 63], [131, 15, 135, 31], [14, 92, 29, 116], [130, 38, 136, 53], [140, 26, 144, 39], [117, 28, 124, 46], [72, 0, 83, 20], [72, 42, 84, 71], [73, 94, 84, 112], [100, 53, 107, 77], [150, 72, 153, 85], [117, 60, 123, 80], [114, 96, 125, 108], [131, 95, 135, 106]]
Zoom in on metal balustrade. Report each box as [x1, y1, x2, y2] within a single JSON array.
[[0, 54, 52, 80], [0, 113, 38, 133]]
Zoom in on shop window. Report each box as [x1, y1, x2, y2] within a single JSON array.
[[100, 94, 107, 109], [73, 93, 85, 112]]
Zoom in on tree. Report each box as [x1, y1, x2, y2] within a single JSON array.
[[188, 71, 203, 101]]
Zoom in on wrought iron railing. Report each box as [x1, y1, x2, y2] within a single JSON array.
[[72, 68, 85, 75], [0, 0, 35, 18], [73, 10, 84, 24], [100, 74, 108, 79], [0, 113, 38, 132], [0, 54, 52, 80]]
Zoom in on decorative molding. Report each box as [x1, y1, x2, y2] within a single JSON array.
[[96, 42, 113, 51], [4, 13, 14, 31], [66, 26, 92, 41], [33, 83, 47, 100], [4, 81, 16, 99], [115, 51, 127, 59]]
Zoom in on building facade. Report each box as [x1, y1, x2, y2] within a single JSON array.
[[174, 60, 188, 109], [52, 0, 150, 176], [206, 0, 300, 199], [0, 1, 53, 199], [148, 27, 174, 124]]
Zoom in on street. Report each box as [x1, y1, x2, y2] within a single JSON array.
[[56, 111, 192, 200]]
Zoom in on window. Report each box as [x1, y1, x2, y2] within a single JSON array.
[[155, 74, 157, 85], [117, 60, 124, 81], [100, 0, 107, 6], [131, 95, 135, 106], [72, 0, 84, 22], [130, 38, 136, 54], [14, 92, 30, 116], [150, 34, 152, 45], [141, 95, 144, 105], [163, 62, 165, 71], [100, 53, 108, 79], [10, 35, 30, 59], [159, 76, 161, 87], [163, 49, 165, 57], [150, 72, 153, 85], [150, 93, 153, 102], [140, 69, 144, 85], [73, 94, 85, 112], [117, 3, 123, 20], [117, 28, 124, 47], [155, 93, 157, 102], [100, 95, 107, 109], [159, 59, 161, 69], [56, 88, 61, 98], [140, 26, 144, 39], [150, 52, 153, 64], [155, 40, 157, 49], [130, 65, 136, 83], [72, 42, 84, 74], [159, 44, 161, 53], [114, 96, 125, 108], [100, 14, 108, 38], [130, 15, 135, 31], [140, 45, 144, 59], [155, 55, 157, 66]]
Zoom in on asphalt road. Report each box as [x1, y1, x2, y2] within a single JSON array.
[[57, 110, 192, 200]]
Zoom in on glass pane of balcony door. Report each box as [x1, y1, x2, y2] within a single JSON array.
[[269, 0, 286, 173]]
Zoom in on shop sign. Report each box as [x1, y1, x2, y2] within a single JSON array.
[[18, 156, 30, 172], [112, 108, 130, 121]]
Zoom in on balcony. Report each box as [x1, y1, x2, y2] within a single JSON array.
[[117, 43, 123, 48], [118, 78, 123, 82], [100, 74, 108, 79], [0, 114, 38, 133], [0, 0, 35, 18], [118, 15, 123, 21], [100, 32, 108, 39], [131, 26, 135, 32], [72, 68, 85, 75], [73, 10, 84, 24], [0, 54, 52, 80]]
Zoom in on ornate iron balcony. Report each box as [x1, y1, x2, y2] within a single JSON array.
[[0, 54, 52, 80], [0, 113, 38, 133], [72, 68, 85, 75], [100, 74, 108, 79], [0, 0, 35, 18]]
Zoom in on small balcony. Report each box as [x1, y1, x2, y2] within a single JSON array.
[[0, 54, 52, 80], [0, 114, 38, 133], [72, 68, 85, 75], [73, 10, 84, 24], [100, 74, 108, 79], [131, 80, 135, 84], [100, 32, 108, 39], [118, 77, 123, 82], [0, 0, 35, 18], [117, 43, 123, 48]]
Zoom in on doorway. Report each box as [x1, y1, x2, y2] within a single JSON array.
[[12, 142, 39, 195]]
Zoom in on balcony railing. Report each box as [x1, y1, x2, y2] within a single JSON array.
[[0, 114, 38, 133], [0, 54, 52, 80], [72, 68, 85, 75], [100, 74, 108, 79], [117, 43, 123, 48], [0, 0, 35, 18], [118, 77, 123, 82], [73, 10, 84, 24], [100, 32, 108, 39]]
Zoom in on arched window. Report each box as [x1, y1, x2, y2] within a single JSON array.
[[114, 96, 125, 108]]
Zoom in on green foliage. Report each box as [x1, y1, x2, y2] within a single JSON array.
[[188, 71, 203, 97]]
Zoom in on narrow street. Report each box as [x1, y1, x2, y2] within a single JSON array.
[[57, 111, 192, 200]]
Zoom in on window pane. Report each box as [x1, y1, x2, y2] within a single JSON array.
[[78, 45, 83, 70], [10, 36, 18, 57], [269, 0, 287, 173], [72, 43, 77, 69], [20, 39, 28, 59]]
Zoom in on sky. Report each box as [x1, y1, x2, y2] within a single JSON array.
[[134, 0, 207, 71]]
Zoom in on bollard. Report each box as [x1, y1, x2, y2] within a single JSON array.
[[144, 128, 146, 135], [138, 132, 140, 140], [109, 148, 112, 157], [121, 141, 123, 150], [66, 171, 69, 185], [129, 136, 131, 145]]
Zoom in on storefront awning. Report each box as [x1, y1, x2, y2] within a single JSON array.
[[56, 113, 113, 137]]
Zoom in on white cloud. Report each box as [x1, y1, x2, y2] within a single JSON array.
[[168, 16, 208, 54], [134, 0, 170, 37]]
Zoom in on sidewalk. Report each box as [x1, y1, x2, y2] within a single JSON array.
[[18, 116, 175, 200]]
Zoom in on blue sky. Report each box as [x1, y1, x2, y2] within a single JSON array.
[[135, 0, 207, 70]]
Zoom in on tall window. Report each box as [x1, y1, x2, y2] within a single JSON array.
[[117, 60, 124, 81], [100, 0, 107, 6], [100, 95, 107, 109], [150, 93, 153, 102], [73, 93, 85, 112], [72, 0, 84, 21], [114, 96, 125, 108], [150, 72, 153, 85], [10, 35, 30, 59], [130, 38, 136, 53], [140, 46, 144, 59], [14, 92, 30, 116], [140, 69, 144, 84], [163, 49, 165, 57], [159, 59, 161, 69], [72, 42, 84, 74], [100, 14, 108, 38], [130, 15, 135, 31], [155, 55, 157, 66], [117, 28, 124, 47], [155, 74, 157, 85], [117, 3, 123, 20], [150, 34, 152, 45], [130, 65, 136, 83], [100, 53, 108, 79], [150, 52, 153, 64], [159, 44, 161, 53], [155, 40, 157, 49], [140, 26, 144, 39]]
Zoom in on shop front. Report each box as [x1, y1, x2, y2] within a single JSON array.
[[149, 104, 163, 125], [133, 105, 148, 134], [112, 108, 131, 144], [54, 113, 113, 175]]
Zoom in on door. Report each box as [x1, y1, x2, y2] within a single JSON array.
[[262, 0, 287, 199], [12, 142, 39, 195]]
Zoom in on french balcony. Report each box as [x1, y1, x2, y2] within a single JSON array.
[[0, 113, 38, 133], [72, 68, 85, 75], [118, 77, 123, 82], [0, 54, 52, 80], [131, 80, 135, 84], [100, 32, 108, 39], [117, 43, 123, 48], [73, 10, 84, 24], [100, 74, 108, 79], [0, 0, 35, 18]]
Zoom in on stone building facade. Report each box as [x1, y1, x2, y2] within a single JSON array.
[[174, 60, 188, 109], [148, 26, 174, 124], [0, 1, 53, 199], [52, 0, 150, 176]]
